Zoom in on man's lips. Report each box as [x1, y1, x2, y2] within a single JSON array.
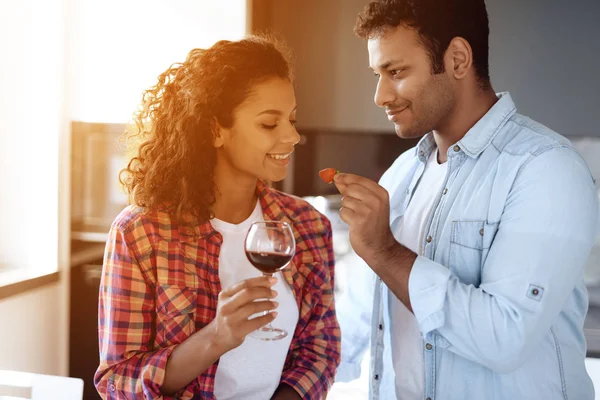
[[386, 107, 408, 121]]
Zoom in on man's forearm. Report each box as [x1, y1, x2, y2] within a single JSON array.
[[365, 241, 417, 313]]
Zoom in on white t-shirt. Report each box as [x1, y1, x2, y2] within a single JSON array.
[[390, 150, 448, 399], [212, 201, 299, 400]]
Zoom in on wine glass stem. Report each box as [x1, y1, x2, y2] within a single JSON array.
[[263, 273, 274, 328]]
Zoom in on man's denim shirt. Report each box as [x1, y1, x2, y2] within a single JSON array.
[[336, 93, 599, 400]]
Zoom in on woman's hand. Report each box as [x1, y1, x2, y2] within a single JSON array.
[[210, 275, 279, 352], [161, 275, 278, 395]]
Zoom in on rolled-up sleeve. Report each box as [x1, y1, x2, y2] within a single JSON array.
[[408, 146, 598, 373], [95, 223, 195, 399]]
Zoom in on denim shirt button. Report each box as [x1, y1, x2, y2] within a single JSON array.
[[426, 343, 433, 350], [426, 236, 432, 243], [443, 188, 448, 195], [374, 374, 379, 380], [453, 145, 461, 152]]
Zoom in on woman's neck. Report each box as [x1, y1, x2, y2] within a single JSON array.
[[212, 166, 259, 224]]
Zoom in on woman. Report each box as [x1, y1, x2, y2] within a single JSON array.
[[94, 36, 340, 400]]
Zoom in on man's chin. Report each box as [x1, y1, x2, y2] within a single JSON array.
[[394, 124, 424, 140]]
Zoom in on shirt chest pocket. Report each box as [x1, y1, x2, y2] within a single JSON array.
[[154, 242, 199, 347], [449, 220, 499, 286], [155, 285, 197, 347]]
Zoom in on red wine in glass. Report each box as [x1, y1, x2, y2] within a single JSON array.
[[244, 221, 295, 341], [245, 251, 294, 274]]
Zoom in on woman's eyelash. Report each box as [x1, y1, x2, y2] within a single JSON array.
[[262, 120, 297, 129]]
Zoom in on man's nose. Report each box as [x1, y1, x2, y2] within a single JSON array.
[[374, 77, 395, 108]]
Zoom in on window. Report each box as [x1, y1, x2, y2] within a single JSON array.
[[70, 0, 248, 123], [0, 0, 248, 287]]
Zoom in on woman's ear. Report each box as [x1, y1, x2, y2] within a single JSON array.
[[212, 118, 226, 148]]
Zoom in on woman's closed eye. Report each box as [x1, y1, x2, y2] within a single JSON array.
[[262, 120, 297, 130]]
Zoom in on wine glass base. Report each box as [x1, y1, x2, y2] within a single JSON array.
[[249, 326, 288, 341]]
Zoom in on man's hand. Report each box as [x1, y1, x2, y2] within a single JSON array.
[[333, 172, 397, 264], [334, 172, 417, 311]]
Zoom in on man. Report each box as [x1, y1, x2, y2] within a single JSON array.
[[334, 0, 599, 399]]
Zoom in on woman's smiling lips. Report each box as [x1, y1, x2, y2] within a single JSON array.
[[267, 152, 292, 166]]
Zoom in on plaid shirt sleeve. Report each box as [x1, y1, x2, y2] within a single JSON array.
[[94, 221, 192, 399], [280, 218, 341, 399]]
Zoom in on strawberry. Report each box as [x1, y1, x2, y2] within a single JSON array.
[[318, 168, 340, 184]]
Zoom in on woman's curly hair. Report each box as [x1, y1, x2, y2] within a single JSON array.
[[120, 35, 293, 222]]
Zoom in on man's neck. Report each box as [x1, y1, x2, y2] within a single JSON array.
[[434, 88, 498, 163]]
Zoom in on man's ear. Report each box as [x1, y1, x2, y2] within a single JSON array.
[[445, 36, 473, 81]]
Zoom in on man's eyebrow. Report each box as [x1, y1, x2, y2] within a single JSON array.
[[371, 59, 406, 71]]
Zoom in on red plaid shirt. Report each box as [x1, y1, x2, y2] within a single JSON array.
[[95, 181, 341, 399]]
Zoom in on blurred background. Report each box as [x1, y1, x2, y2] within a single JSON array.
[[0, 0, 599, 399]]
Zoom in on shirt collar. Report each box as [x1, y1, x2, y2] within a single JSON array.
[[415, 92, 517, 161], [177, 180, 292, 243]]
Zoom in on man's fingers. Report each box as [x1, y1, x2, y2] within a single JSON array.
[[333, 180, 348, 195], [334, 173, 383, 194], [341, 195, 367, 214], [339, 206, 356, 225], [342, 184, 381, 204]]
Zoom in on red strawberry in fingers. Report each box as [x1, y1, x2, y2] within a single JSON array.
[[319, 168, 340, 184]]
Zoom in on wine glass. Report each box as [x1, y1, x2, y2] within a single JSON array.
[[244, 220, 295, 340]]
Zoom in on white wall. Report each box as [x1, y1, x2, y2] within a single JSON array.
[[70, 0, 248, 123], [0, 0, 71, 376], [268, 0, 600, 136], [0, 1, 60, 271], [0, 284, 64, 374]]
